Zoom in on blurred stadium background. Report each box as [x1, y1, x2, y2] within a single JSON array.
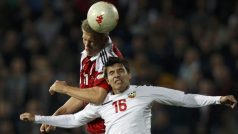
[[0, 0, 238, 134]]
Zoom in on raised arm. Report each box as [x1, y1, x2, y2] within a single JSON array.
[[20, 104, 100, 128], [49, 81, 108, 105], [142, 86, 237, 108]]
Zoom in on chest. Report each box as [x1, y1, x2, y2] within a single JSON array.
[[81, 58, 96, 74], [80, 58, 100, 87], [99, 95, 151, 123]]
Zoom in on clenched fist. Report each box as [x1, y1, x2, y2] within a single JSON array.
[[20, 113, 35, 122], [40, 124, 56, 133], [49, 80, 68, 95], [220, 95, 237, 108]]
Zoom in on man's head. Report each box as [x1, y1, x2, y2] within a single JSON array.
[[104, 57, 131, 94], [81, 19, 108, 56]]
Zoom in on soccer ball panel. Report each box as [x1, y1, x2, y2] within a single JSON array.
[[87, 1, 119, 33]]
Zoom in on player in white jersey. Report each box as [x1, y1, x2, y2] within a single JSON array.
[[20, 57, 237, 134]]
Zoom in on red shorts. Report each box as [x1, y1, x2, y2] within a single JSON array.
[[86, 118, 105, 134]]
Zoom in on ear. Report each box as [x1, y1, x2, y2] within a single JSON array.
[[128, 73, 132, 80]]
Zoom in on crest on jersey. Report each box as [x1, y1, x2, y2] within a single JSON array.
[[128, 91, 136, 98]]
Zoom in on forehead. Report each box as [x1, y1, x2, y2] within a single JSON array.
[[82, 30, 102, 40], [107, 63, 126, 72], [82, 31, 95, 39]]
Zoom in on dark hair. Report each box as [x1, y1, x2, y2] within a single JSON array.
[[81, 19, 108, 36], [104, 57, 130, 78]]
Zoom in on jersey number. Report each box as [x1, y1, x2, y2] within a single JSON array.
[[83, 73, 89, 85], [112, 99, 127, 113]]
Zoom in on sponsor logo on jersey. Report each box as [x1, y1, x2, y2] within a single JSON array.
[[128, 91, 136, 98], [102, 100, 112, 105]]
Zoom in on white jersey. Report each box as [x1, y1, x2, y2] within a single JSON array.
[[35, 85, 221, 134]]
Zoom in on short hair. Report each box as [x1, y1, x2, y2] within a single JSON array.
[[104, 57, 130, 78], [81, 19, 108, 36]]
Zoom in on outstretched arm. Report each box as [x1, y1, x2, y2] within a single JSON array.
[[21, 113, 87, 128], [178, 93, 237, 108], [40, 97, 84, 133], [40, 79, 109, 132], [143, 86, 237, 108], [20, 104, 100, 128]]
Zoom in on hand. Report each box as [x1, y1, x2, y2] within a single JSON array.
[[40, 124, 56, 133], [20, 113, 35, 122], [220, 95, 237, 109], [49, 80, 68, 95]]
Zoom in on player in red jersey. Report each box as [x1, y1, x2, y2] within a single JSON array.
[[40, 19, 123, 134]]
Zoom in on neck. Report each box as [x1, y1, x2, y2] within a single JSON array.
[[112, 85, 129, 95], [101, 38, 108, 49], [92, 40, 108, 56]]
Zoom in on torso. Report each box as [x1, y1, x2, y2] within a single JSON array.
[[79, 40, 123, 134], [97, 85, 153, 134], [79, 42, 123, 89]]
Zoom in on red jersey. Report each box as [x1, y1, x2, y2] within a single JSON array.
[[79, 38, 123, 134]]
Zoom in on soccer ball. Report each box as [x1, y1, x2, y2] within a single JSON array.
[[87, 1, 119, 33]]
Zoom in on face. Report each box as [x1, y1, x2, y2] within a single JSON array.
[[106, 63, 131, 94], [82, 30, 106, 56]]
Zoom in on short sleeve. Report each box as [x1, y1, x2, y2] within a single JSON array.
[[93, 72, 111, 92]]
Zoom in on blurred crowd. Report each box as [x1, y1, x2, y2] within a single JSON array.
[[0, 0, 238, 134]]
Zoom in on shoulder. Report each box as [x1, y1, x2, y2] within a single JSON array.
[[97, 47, 111, 65], [127, 85, 146, 94], [129, 85, 151, 90], [97, 37, 123, 63], [95, 44, 121, 71], [129, 85, 163, 95]]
